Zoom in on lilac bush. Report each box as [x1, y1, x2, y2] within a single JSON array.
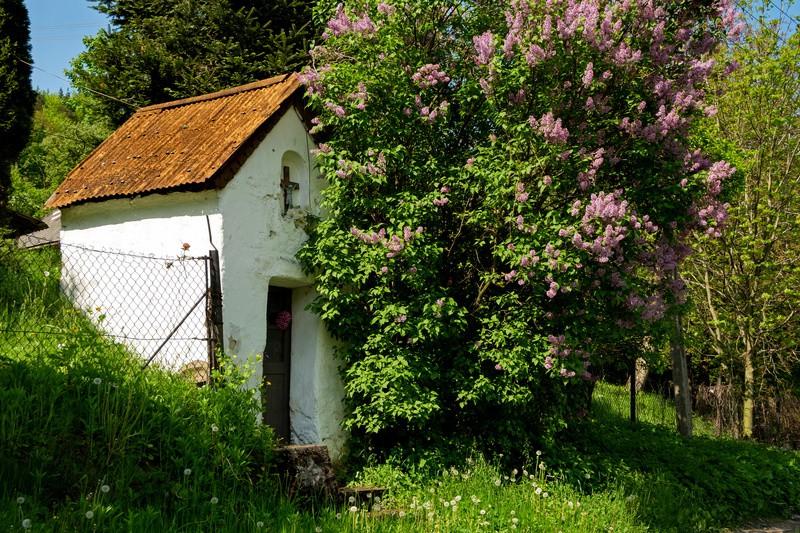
[[298, 0, 740, 455]]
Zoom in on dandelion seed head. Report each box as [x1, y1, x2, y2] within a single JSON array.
[[16, 496, 25, 504], [256, 521, 264, 528], [210, 496, 219, 504], [85, 511, 94, 519], [349, 505, 358, 513], [211, 424, 219, 433], [100, 484, 110, 493], [93, 377, 102, 385], [21, 519, 32, 529], [184, 468, 192, 476]]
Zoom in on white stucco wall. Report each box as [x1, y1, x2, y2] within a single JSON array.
[[59, 191, 222, 370], [217, 107, 345, 455], [58, 106, 346, 456]]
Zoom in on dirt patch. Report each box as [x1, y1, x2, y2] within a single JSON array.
[[731, 516, 800, 533]]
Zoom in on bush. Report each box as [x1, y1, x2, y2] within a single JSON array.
[[299, 0, 741, 460]]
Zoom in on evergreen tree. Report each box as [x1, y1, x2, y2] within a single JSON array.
[[0, 0, 34, 209], [68, 0, 317, 125]]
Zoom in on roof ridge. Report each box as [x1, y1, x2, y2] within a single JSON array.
[[137, 73, 296, 113]]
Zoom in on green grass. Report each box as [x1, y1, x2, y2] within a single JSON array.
[[1, 243, 799, 532]]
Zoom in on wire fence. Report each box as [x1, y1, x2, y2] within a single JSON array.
[[591, 361, 677, 428], [0, 235, 222, 384]]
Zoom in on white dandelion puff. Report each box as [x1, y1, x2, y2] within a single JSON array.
[[184, 468, 192, 476], [100, 484, 110, 493], [85, 510, 94, 519], [16, 496, 25, 504], [21, 519, 32, 529], [93, 377, 102, 385], [210, 496, 219, 504]]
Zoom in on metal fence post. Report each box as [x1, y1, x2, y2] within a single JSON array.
[[207, 250, 224, 377]]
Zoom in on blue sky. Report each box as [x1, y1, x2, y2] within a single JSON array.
[[24, 1, 800, 94], [25, 0, 108, 92]]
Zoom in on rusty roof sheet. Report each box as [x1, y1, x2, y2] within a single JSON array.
[[46, 73, 302, 209]]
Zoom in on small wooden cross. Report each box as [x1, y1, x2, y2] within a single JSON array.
[[280, 165, 299, 214]]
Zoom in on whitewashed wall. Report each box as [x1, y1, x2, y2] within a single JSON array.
[[60, 191, 222, 371], [218, 108, 345, 456]]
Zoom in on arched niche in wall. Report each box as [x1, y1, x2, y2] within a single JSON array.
[[280, 150, 309, 213]]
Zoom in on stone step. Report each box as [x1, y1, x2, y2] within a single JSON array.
[[274, 444, 338, 497]]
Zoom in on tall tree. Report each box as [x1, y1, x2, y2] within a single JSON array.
[[68, 0, 317, 125], [0, 0, 34, 209], [686, 15, 800, 438]]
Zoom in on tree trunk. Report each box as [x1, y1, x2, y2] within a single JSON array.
[[670, 312, 693, 437], [742, 337, 755, 438]]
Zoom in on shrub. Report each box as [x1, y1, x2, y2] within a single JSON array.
[[298, 0, 742, 459]]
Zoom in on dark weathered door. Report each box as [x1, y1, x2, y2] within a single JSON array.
[[263, 286, 292, 441]]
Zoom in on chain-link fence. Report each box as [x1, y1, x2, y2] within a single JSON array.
[[591, 361, 676, 428], [0, 235, 222, 384]]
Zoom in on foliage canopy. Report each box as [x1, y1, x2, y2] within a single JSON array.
[[69, 0, 317, 124]]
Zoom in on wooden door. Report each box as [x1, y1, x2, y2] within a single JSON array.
[[263, 286, 292, 441]]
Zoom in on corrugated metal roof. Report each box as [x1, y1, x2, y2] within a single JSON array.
[[46, 73, 302, 209]]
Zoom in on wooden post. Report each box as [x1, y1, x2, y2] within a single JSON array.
[[207, 249, 224, 377], [670, 311, 693, 437], [629, 357, 637, 424]]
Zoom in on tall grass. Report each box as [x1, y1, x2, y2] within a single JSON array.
[[0, 243, 278, 531]]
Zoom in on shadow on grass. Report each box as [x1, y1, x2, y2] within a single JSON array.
[[564, 399, 800, 532]]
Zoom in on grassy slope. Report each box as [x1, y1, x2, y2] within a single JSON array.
[[1, 245, 799, 532]]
